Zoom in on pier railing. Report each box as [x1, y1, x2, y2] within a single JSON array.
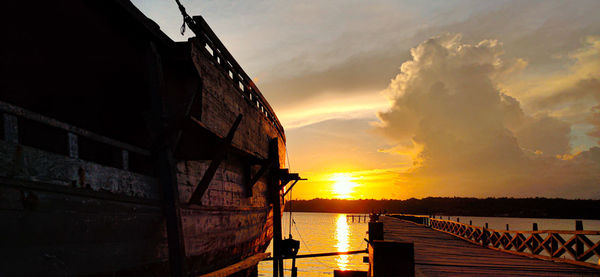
[[390, 214, 600, 269], [346, 214, 369, 223]]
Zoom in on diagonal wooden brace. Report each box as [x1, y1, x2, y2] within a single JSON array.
[[188, 114, 243, 204], [278, 169, 305, 189], [245, 159, 275, 197]]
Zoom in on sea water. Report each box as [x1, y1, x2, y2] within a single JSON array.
[[259, 212, 369, 276], [258, 212, 600, 276]]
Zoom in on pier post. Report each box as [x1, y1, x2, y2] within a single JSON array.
[[506, 224, 509, 231], [369, 222, 384, 242], [368, 241, 414, 277], [575, 220, 583, 259], [469, 220, 472, 225], [532, 223, 539, 250], [551, 233, 558, 257], [269, 139, 283, 277], [482, 223, 489, 247]]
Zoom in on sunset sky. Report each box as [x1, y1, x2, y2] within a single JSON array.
[[133, 0, 600, 200]]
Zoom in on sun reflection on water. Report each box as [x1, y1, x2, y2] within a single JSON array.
[[335, 214, 350, 270]]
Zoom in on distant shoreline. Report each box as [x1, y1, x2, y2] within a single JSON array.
[[284, 197, 600, 220]]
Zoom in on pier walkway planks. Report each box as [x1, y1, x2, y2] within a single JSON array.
[[381, 216, 600, 276]]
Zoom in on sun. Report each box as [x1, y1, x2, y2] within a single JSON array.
[[330, 173, 359, 199]]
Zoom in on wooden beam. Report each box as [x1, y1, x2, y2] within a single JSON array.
[[281, 180, 299, 198], [3, 113, 18, 143], [173, 78, 202, 152], [245, 159, 274, 197], [187, 115, 268, 162], [0, 101, 150, 156], [268, 138, 283, 277], [278, 171, 305, 190], [68, 132, 78, 159], [146, 41, 186, 277], [264, 250, 367, 261], [198, 253, 270, 277], [188, 114, 243, 204]]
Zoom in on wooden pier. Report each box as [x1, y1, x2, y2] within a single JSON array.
[[381, 216, 600, 276], [346, 214, 369, 223]]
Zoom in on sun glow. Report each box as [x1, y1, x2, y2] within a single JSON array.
[[330, 173, 359, 199]]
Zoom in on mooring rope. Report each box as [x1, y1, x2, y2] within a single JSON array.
[[288, 187, 293, 237], [284, 147, 341, 270], [286, 146, 294, 239], [173, 0, 195, 35], [292, 220, 339, 269]]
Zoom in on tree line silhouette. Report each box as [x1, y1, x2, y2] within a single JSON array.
[[284, 197, 600, 219]]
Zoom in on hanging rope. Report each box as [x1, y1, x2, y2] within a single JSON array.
[[173, 0, 195, 35], [286, 147, 294, 239], [292, 220, 339, 269], [288, 186, 293, 237]]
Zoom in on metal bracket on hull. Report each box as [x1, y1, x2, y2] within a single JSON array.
[[278, 169, 306, 190], [188, 114, 243, 204]]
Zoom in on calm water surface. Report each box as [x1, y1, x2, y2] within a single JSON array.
[[259, 212, 369, 276], [258, 212, 600, 276]]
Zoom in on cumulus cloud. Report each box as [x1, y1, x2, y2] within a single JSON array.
[[590, 105, 600, 143], [513, 115, 571, 156], [514, 36, 600, 146], [376, 34, 600, 198], [526, 37, 600, 115]]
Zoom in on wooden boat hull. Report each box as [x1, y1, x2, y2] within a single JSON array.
[[0, 0, 288, 276], [0, 136, 276, 276]]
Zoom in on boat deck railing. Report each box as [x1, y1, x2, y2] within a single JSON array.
[[190, 15, 285, 139], [390, 214, 600, 269], [0, 100, 154, 176]]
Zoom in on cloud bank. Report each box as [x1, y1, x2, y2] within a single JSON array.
[[377, 34, 600, 198]]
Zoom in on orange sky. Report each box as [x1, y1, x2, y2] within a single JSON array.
[[134, 0, 600, 199]]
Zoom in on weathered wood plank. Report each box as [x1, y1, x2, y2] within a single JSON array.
[[0, 181, 273, 276], [198, 252, 269, 277], [189, 38, 287, 167], [147, 41, 187, 277], [381, 216, 600, 276], [0, 101, 150, 156], [188, 114, 242, 204], [0, 140, 160, 200], [0, 2, 281, 277]]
